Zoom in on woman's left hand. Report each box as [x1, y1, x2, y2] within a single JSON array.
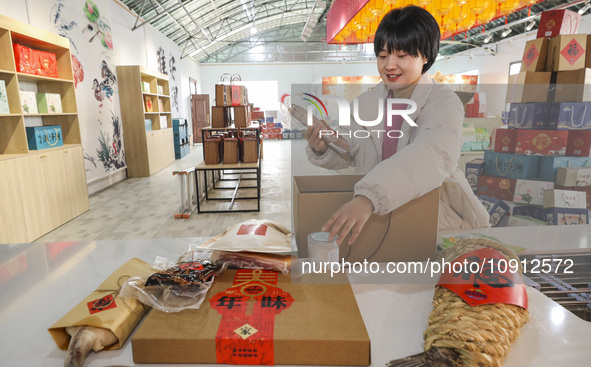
[[322, 196, 374, 245]]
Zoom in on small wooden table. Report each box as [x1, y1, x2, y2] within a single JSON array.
[[194, 159, 261, 213]]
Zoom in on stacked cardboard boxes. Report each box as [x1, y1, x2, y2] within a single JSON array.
[[212, 76, 251, 128], [473, 9, 590, 227]]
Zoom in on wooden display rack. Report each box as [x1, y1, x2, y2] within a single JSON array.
[[0, 15, 89, 243], [116, 65, 174, 177]]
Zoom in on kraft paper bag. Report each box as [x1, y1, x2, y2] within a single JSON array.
[[48, 258, 155, 351]]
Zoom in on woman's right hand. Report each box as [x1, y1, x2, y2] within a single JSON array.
[[306, 123, 328, 155]]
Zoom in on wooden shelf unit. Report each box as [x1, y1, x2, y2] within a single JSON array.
[[116, 65, 174, 177], [0, 15, 89, 243]]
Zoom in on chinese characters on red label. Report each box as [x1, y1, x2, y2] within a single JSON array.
[[437, 247, 528, 309], [86, 294, 117, 315], [210, 269, 293, 364]]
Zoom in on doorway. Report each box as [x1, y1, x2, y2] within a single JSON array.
[[191, 94, 209, 143]]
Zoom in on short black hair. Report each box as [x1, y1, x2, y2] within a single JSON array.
[[373, 5, 440, 74]]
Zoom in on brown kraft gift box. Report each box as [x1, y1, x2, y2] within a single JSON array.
[[505, 71, 551, 103], [293, 175, 439, 262], [520, 38, 548, 73], [215, 84, 232, 106], [547, 34, 587, 72], [234, 105, 250, 127], [555, 68, 591, 102], [132, 269, 370, 365]]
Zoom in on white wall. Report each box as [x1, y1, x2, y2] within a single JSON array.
[[0, 0, 201, 194], [198, 62, 378, 108]]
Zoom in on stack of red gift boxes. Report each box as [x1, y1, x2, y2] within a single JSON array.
[[13, 43, 58, 78], [468, 9, 591, 227]]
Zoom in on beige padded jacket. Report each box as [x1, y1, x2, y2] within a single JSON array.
[[306, 73, 490, 230]]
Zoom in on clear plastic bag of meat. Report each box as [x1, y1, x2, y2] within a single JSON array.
[[120, 251, 227, 312], [211, 250, 292, 275]]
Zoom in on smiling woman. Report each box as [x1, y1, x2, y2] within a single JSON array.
[[305, 5, 490, 246]]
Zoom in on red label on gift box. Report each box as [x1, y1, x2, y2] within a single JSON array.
[[522, 44, 539, 68], [210, 270, 294, 365], [438, 248, 528, 309], [515, 130, 568, 156], [477, 175, 517, 201], [560, 39, 585, 65], [237, 224, 268, 236]]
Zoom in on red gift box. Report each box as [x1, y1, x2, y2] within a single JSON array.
[[477, 175, 517, 202], [566, 130, 591, 157], [556, 184, 591, 211], [537, 9, 581, 39], [494, 129, 517, 153], [514, 130, 568, 156], [13, 43, 35, 74], [33, 49, 58, 77]]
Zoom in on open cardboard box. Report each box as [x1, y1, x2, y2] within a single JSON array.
[[293, 175, 439, 262], [132, 269, 370, 365]]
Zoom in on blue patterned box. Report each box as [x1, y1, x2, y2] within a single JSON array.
[[508, 102, 560, 129], [465, 158, 485, 193], [532, 207, 589, 225], [539, 156, 591, 182], [557, 102, 591, 130], [26, 125, 63, 150], [484, 151, 541, 180], [477, 195, 510, 227]]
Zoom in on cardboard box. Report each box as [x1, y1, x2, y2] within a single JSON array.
[[537, 9, 581, 38], [483, 151, 541, 180], [0, 80, 9, 114], [556, 167, 591, 187], [566, 130, 591, 156], [477, 195, 509, 227], [547, 34, 587, 72], [465, 158, 485, 193], [234, 106, 250, 128], [532, 207, 589, 225], [293, 175, 438, 261], [543, 189, 587, 209], [521, 38, 548, 72], [513, 179, 555, 205], [506, 72, 551, 103], [539, 156, 591, 182], [514, 130, 568, 156], [36, 93, 62, 113], [477, 175, 517, 201], [212, 106, 231, 128], [19, 90, 38, 114], [555, 68, 591, 102], [215, 84, 232, 106], [556, 184, 591, 210], [26, 125, 63, 150], [132, 269, 370, 365], [557, 102, 591, 129]]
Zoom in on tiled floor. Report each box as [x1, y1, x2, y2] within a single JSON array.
[[34, 140, 340, 243]]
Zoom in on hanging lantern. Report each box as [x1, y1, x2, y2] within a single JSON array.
[[468, 0, 491, 20], [479, 0, 498, 23], [368, 0, 387, 17], [448, 4, 467, 27], [498, 0, 520, 16], [416, 0, 433, 7], [434, 0, 455, 16]]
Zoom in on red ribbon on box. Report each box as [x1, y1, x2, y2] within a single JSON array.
[[210, 270, 293, 365]]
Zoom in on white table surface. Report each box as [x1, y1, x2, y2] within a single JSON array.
[[1, 226, 590, 367]]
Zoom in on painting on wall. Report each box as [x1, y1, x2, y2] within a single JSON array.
[[156, 46, 179, 115], [39, 0, 126, 182]]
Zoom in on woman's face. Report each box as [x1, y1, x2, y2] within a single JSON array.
[[377, 47, 427, 90]]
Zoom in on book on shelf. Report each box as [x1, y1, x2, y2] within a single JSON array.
[[159, 116, 168, 129], [158, 98, 164, 112], [157, 84, 164, 95], [20, 91, 38, 114], [145, 96, 153, 112], [142, 81, 150, 93], [0, 80, 9, 114]]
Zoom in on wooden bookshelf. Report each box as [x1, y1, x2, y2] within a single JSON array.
[[116, 65, 174, 177], [0, 15, 89, 243]]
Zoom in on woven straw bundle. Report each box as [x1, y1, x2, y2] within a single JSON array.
[[389, 238, 530, 367]]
